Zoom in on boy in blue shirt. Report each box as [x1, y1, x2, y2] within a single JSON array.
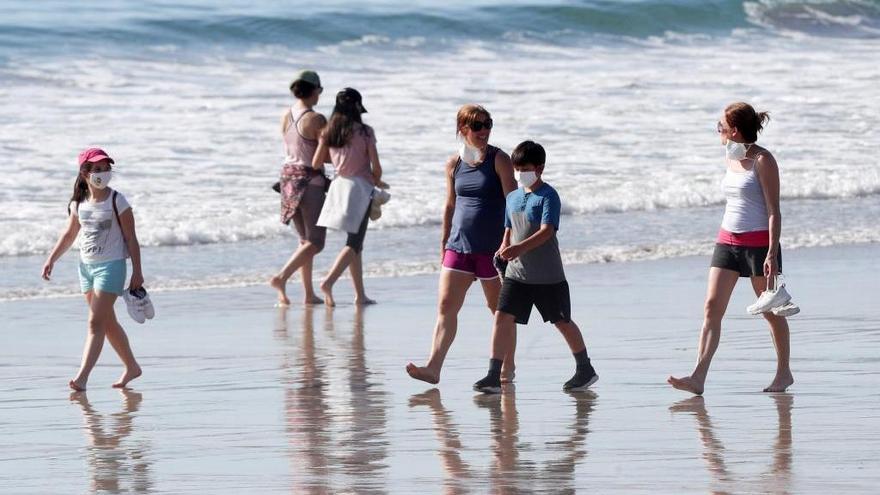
[[473, 140, 598, 394]]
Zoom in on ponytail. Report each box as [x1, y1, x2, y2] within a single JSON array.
[[68, 165, 91, 214], [755, 111, 771, 135]]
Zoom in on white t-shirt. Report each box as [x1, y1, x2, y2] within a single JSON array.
[[70, 190, 131, 264]]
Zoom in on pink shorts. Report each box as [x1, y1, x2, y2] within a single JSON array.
[[442, 250, 498, 280]]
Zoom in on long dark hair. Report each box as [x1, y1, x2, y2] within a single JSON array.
[[324, 88, 369, 148], [69, 163, 92, 210]]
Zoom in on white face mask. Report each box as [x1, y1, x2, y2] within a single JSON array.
[[514, 170, 538, 188], [724, 139, 750, 161], [88, 171, 112, 189], [458, 141, 482, 165]]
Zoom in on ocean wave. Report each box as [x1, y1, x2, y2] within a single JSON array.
[[1, 0, 876, 56], [2, 181, 879, 257], [2, 227, 876, 301]]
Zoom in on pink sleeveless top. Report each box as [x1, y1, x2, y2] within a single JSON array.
[[283, 107, 323, 186]]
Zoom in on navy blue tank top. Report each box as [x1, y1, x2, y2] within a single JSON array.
[[445, 145, 505, 254]]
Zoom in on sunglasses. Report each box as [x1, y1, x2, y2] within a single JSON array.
[[469, 119, 493, 132]]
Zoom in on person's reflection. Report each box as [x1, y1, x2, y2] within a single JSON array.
[[765, 394, 793, 494], [279, 306, 390, 493], [474, 388, 537, 493], [669, 396, 731, 486], [408, 388, 472, 494], [411, 388, 597, 493], [277, 306, 334, 493], [543, 391, 598, 492], [669, 395, 794, 494], [337, 306, 390, 491], [69, 390, 152, 493]]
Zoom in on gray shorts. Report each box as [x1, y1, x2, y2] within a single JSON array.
[[291, 185, 327, 250]]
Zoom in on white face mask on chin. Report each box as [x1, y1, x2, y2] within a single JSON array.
[[88, 171, 112, 189], [458, 141, 482, 165], [724, 139, 750, 161], [514, 170, 538, 188]]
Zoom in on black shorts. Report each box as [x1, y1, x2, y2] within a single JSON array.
[[345, 203, 370, 254], [497, 278, 571, 325], [710, 243, 782, 278]]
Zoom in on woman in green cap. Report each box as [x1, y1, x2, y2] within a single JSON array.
[[270, 70, 330, 306]]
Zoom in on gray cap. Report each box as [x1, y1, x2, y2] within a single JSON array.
[[290, 70, 321, 89]]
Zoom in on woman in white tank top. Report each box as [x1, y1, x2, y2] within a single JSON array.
[[668, 102, 794, 395]]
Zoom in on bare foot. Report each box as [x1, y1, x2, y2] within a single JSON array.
[[112, 365, 143, 389], [355, 296, 377, 305], [69, 379, 86, 392], [406, 363, 439, 384], [501, 367, 515, 384], [320, 280, 335, 307], [269, 275, 290, 306], [667, 375, 705, 395], [763, 371, 794, 393], [304, 295, 324, 305]]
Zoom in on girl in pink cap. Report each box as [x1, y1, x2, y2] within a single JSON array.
[[42, 148, 144, 391]]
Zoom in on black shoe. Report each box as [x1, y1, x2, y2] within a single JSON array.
[[563, 368, 598, 392], [473, 374, 502, 394]]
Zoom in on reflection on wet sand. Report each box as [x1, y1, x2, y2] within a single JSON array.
[[276, 306, 389, 493], [408, 389, 472, 495], [410, 387, 597, 493], [670, 394, 794, 494], [69, 390, 152, 493]]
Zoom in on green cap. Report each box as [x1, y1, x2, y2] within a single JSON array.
[[290, 70, 321, 89]]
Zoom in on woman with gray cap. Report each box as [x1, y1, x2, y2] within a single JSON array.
[[314, 88, 382, 307], [270, 70, 329, 306]]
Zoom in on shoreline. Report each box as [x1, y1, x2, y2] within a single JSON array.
[[3, 240, 877, 303]]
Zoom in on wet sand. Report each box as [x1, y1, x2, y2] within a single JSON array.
[[1, 244, 879, 493]]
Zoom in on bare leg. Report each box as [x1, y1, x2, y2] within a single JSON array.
[[270, 242, 319, 306], [349, 252, 375, 305], [320, 246, 357, 307], [103, 312, 142, 388], [668, 268, 740, 395], [490, 311, 517, 362], [406, 270, 473, 384], [749, 276, 794, 392], [554, 320, 587, 354], [300, 255, 323, 305], [70, 291, 118, 391], [480, 278, 516, 382]]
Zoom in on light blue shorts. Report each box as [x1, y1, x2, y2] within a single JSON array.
[[79, 259, 127, 295]]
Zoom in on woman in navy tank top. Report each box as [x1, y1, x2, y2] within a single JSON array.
[[406, 105, 517, 385]]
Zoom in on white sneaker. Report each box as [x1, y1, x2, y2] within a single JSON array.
[[747, 284, 791, 315], [123, 290, 146, 324], [370, 188, 391, 221], [771, 302, 800, 317]]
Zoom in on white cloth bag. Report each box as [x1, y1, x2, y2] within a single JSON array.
[[317, 175, 373, 233]]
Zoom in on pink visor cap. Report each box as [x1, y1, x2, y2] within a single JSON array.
[[77, 147, 115, 167]]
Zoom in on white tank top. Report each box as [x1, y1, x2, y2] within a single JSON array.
[[720, 157, 769, 233]]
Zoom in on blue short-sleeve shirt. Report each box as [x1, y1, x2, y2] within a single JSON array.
[[504, 182, 565, 284]]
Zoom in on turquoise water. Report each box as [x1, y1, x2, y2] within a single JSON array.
[[1, 0, 878, 299]]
